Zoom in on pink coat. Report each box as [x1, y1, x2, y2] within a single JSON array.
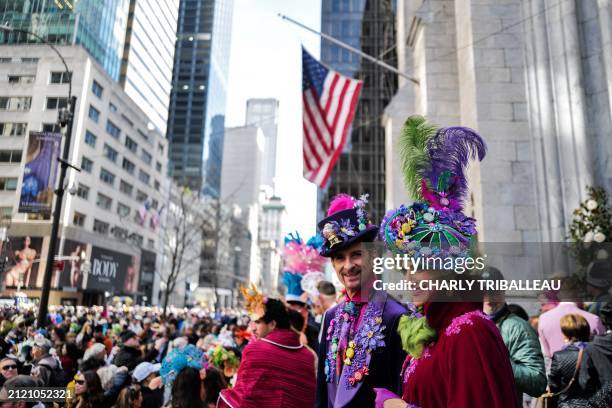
[[538, 302, 605, 361]]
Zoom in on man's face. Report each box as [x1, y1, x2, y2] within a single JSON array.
[[331, 242, 368, 292], [0, 360, 17, 379], [253, 320, 275, 339], [125, 335, 140, 347], [483, 292, 505, 315], [31, 346, 44, 360]]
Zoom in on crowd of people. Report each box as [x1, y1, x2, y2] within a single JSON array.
[[0, 118, 610, 408]]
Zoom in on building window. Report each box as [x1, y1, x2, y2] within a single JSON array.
[[84, 130, 97, 147], [88, 105, 100, 123], [120, 114, 134, 127], [125, 136, 138, 152], [106, 120, 121, 139], [73, 212, 86, 226], [93, 219, 110, 235], [141, 149, 152, 165], [46, 97, 68, 110], [155, 161, 162, 172], [100, 168, 115, 185], [122, 158, 135, 174], [136, 190, 148, 203], [20, 58, 38, 64], [0, 178, 17, 191], [151, 199, 159, 210], [0, 207, 12, 220], [92, 80, 103, 98], [96, 193, 112, 210], [50, 71, 71, 84], [81, 156, 93, 173], [0, 122, 27, 136], [0, 96, 31, 111], [154, 180, 160, 190], [0, 150, 22, 163], [109, 102, 117, 112], [103, 143, 118, 162], [117, 202, 131, 217], [120, 180, 133, 196], [8, 75, 35, 84], [157, 142, 164, 154], [76, 183, 89, 199], [42, 123, 61, 133], [113, 226, 128, 240], [138, 170, 150, 185]]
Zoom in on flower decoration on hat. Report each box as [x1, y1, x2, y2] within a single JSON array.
[[380, 116, 486, 257], [239, 283, 267, 321], [317, 193, 379, 257]]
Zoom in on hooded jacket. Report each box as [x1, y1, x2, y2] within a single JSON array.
[[580, 331, 612, 396]]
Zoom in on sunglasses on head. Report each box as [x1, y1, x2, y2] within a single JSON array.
[[1, 365, 16, 370]]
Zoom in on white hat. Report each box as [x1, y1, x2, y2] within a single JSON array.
[[133, 362, 161, 382]]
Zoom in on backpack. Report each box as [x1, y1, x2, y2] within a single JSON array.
[[37, 362, 68, 388]]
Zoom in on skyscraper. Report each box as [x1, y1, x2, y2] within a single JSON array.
[[167, 0, 234, 196], [120, 0, 179, 133], [0, 0, 130, 81], [245, 98, 279, 190], [319, 0, 397, 221], [0, 0, 179, 133]]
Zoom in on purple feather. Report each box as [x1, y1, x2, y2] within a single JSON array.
[[426, 127, 486, 207]]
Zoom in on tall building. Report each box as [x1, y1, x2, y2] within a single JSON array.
[[245, 98, 279, 190], [167, 0, 234, 196], [319, 0, 398, 221], [120, 0, 179, 133], [0, 0, 179, 133], [0, 45, 168, 305], [0, 0, 130, 81], [259, 196, 285, 294], [220, 126, 263, 286]]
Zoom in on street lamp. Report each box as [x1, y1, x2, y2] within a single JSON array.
[[0, 24, 79, 327]]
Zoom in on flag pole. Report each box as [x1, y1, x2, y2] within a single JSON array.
[[279, 13, 419, 85]]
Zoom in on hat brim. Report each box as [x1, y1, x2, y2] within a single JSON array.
[[320, 225, 379, 257]]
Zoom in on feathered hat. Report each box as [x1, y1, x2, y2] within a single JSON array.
[[317, 193, 378, 257], [281, 232, 327, 302], [380, 116, 486, 258], [240, 283, 267, 321]]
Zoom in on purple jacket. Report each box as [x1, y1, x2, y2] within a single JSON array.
[[315, 290, 407, 408]]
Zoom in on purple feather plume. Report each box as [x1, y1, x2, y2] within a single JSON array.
[[425, 126, 486, 208]]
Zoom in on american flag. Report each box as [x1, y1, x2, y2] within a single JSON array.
[[302, 47, 362, 188]]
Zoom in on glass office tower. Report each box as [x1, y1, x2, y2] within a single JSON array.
[[319, 0, 397, 221], [0, 0, 129, 81], [167, 0, 234, 197]]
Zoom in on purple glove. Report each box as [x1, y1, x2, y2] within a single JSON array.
[[373, 388, 406, 408]]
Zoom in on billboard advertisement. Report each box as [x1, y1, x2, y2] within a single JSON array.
[[2, 236, 43, 289], [18, 131, 62, 214], [55, 239, 87, 290], [87, 246, 139, 294]]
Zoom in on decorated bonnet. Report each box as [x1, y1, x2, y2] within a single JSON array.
[[317, 193, 378, 257], [380, 116, 486, 258], [281, 232, 327, 302]]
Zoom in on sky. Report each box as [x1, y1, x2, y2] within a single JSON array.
[[226, 0, 322, 238]]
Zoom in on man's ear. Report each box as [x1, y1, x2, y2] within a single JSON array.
[[269, 320, 277, 330]]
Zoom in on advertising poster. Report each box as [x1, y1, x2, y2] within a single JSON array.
[[88, 246, 138, 294], [2, 236, 43, 289], [18, 131, 62, 214], [57, 239, 87, 290]]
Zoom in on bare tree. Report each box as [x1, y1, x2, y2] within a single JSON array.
[[159, 186, 207, 316]]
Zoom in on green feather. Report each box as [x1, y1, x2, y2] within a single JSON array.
[[399, 116, 439, 200], [397, 314, 436, 358]]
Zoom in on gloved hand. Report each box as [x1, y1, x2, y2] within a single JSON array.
[[374, 388, 406, 408]]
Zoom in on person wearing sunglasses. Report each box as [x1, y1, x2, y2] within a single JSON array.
[[73, 370, 105, 408], [0, 357, 18, 387]]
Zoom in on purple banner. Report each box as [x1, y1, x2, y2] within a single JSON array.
[[18, 131, 62, 214]]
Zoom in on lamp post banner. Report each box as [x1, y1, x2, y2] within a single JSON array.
[[18, 131, 62, 215]]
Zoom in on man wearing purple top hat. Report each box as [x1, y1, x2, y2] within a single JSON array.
[[315, 194, 407, 408]]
